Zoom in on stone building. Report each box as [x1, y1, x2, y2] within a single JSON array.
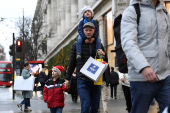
[[0, 45, 6, 61], [33, 0, 170, 68]]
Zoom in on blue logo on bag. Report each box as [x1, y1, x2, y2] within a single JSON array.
[[87, 63, 99, 74]]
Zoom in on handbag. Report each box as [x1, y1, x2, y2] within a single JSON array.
[[80, 55, 107, 83], [14, 76, 35, 91]]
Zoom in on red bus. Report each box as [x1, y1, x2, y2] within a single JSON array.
[[0, 61, 13, 87]]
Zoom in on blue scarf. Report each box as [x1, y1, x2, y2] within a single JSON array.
[[83, 16, 95, 25]]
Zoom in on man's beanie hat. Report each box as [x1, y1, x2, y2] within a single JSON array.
[[52, 66, 63, 75], [81, 5, 94, 16], [83, 22, 95, 29]]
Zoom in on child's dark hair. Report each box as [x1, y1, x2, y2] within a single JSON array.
[[23, 63, 29, 67]]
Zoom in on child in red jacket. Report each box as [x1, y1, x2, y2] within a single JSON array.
[[43, 66, 70, 113]]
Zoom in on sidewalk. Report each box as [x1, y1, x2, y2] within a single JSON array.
[[0, 84, 159, 113]]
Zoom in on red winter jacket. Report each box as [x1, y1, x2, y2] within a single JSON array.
[[43, 77, 70, 108]]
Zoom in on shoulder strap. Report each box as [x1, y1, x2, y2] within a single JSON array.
[[163, 8, 168, 15], [133, 3, 141, 25]]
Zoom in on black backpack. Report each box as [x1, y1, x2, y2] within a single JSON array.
[[111, 3, 141, 73]]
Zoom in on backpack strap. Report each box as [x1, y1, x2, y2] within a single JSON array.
[[133, 3, 141, 25], [163, 8, 168, 15]]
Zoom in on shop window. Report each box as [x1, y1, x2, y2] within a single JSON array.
[[164, 1, 170, 14], [104, 11, 115, 68]]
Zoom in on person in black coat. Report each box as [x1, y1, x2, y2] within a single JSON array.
[[39, 68, 46, 94], [70, 69, 78, 103], [110, 67, 119, 99], [48, 69, 52, 79], [100, 63, 110, 113], [34, 70, 39, 93], [65, 22, 107, 113]]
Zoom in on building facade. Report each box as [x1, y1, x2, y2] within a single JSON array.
[[33, 0, 170, 68], [0, 45, 6, 61]]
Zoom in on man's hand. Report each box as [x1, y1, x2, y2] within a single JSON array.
[[121, 78, 125, 83], [97, 49, 105, 56], [65, 79, 70, 89], [142, 67, 157, 82]]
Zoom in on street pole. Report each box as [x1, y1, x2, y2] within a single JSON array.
[[12, 33, 15, 100], [20, 8, 24, 75]]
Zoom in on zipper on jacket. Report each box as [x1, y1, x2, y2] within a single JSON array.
[[53, 81, 55, 108], [89, 43, 92, 56]]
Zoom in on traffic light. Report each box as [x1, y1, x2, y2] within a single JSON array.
[[9, 45, 13, 56], [16, 40, 22, 52]]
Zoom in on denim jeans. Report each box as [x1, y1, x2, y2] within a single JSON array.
[[130, 75, 170, 113], [50, 107, 63, 113], [76, 35, 101, 54], [20, 98, 30, 109], [77, 78, 101, 113]]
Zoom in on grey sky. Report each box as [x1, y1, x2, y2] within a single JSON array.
[[0, 0, 38, 61]]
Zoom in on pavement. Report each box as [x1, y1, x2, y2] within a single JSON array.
[[0, 84, 159, 113]]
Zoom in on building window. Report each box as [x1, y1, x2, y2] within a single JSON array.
[[164, 1, 170, 14], [104, 11, 115, 68]]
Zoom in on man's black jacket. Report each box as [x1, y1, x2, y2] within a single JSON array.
[[65, 41, 108, 81], [110, 71, 119, 85]]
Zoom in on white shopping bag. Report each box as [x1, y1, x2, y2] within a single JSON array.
[[14, 76, 35, 91], [80, 57, 107, 82]]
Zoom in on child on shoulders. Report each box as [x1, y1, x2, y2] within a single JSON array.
[[76, 5, 101, 59]]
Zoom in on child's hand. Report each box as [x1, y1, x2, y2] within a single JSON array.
[[90, 38, 95, 43], [85, 39, 90, 43]]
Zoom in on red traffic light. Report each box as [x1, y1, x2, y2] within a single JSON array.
[[16, 40, 22, 52], [17, 40, 21, 46]]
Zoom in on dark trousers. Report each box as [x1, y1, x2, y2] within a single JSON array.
[[122, 85, 132, 112], [130, 76, 170, 113], [77, 78, 101, 113], [50, 107, 63, 113], [40, 82, 45, 92], [20, 98, 30, 109], [110, 84, 117, 98]]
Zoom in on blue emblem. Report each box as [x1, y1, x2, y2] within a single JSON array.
[[87, 63, 99, 74]]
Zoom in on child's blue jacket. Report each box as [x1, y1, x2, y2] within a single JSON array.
[[78, 16, 99, 40]]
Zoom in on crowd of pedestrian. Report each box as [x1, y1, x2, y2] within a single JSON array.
[[17, 0, 170, 113]]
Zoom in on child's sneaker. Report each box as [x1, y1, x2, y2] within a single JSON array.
[[76, 53, 81, 60]]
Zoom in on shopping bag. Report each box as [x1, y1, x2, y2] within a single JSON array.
[[94, 58, 105, 85], [14, 76, 35, 91], [80, 56, 107, 83]]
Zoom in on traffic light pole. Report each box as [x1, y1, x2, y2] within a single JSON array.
[[12, 33, 15, 100]]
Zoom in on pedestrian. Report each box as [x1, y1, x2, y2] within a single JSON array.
[[118, 72, 132, 113], [76, 5, 101, 59], [100, 63, 110, 113], [48, 66, 54, 79], [43, 66, 70, 113], [34, 70, 39, 93], [39, 68, 46, 94], [110, 67, 119, 99], [121, 0, 170, 112], [48, 69, 52, 79], [70, 68, 78, 103], [17, 62, 34, 112], [65, 22, 107, 113]]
